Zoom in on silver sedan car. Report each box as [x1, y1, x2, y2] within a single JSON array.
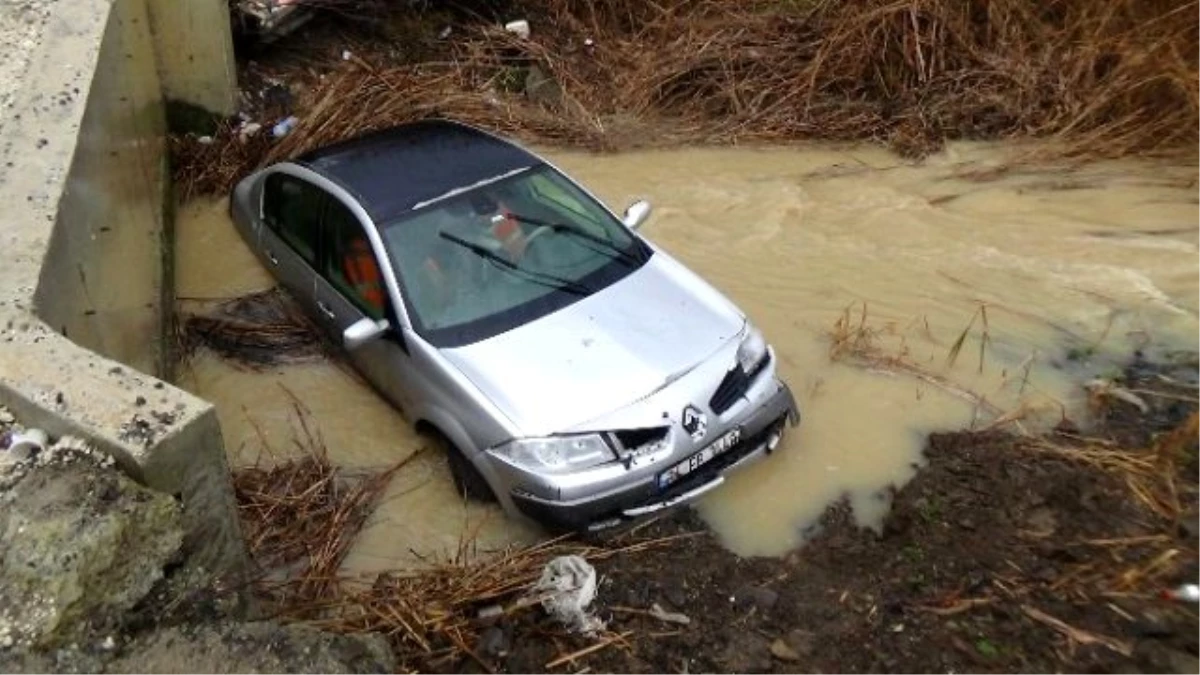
[[230, 119, 799, 533]]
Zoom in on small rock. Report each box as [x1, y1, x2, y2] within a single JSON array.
[[769, 638, 800, 662], [649, 603, 690, 626], [782, 629, 815, 657], [477, 625, 509, 658], [958, 517, 976, 531], [733, 585, 778, 611]]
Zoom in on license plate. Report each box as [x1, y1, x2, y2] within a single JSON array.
[[658, 427, 742, 489]]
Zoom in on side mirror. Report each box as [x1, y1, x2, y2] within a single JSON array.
[[622, 200, 652, 230], [343, 317, 390, 351]]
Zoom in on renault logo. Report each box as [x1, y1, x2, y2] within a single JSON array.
[[681, 405, 708, 442]]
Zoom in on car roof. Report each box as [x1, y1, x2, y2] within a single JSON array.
[[293, 119, 539, 223]]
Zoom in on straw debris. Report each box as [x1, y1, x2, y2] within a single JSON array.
[[231, 405, 689, 670], [180, 287, 325, 368], [176, 0, 1198, 198]]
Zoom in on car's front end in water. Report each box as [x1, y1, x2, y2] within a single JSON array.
[[490, 338, 798, 533], [443, 248, 801, 533]]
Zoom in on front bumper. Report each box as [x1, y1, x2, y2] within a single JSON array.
[[507, 380, 799, 532]]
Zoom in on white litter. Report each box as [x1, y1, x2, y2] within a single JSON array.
[[529, 555, 603, 635], [272, 116, 299, 138], [5, 428, 47, 461], [238, 121, 263, 141], [341, 49, 353, 61], [504, 19, 530, 39], [1084, 378, 1149, 413]]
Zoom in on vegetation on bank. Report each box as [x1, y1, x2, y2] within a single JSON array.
[[177, 0, 1197, 197]]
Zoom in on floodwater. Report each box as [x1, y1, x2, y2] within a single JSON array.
[[175, 142, 1198, 568]]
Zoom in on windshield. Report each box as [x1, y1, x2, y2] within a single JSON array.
[[380, 164, 651, 346]]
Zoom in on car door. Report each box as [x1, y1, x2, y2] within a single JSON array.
[[259, 172, 325, 311], [312, 195, 417, 412]]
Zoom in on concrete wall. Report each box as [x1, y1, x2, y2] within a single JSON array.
[[33, 0, 167, 376], [0, 0, 246, 576], [145, 0, 239, 116]]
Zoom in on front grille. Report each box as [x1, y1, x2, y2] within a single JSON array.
[[709, 367, 750, 415], [708, 353, 771, 415], [614, 427, 669, 451]]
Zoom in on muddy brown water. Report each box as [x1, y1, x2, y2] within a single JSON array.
[[175, 142, 1198, 572]]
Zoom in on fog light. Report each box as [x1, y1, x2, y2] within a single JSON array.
[[766, 431, 782, 452]]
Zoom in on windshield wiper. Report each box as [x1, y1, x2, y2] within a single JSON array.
[[437, 231, 591, 296], [505, 212, 646, 266]]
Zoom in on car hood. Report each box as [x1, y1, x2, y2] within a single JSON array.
[[441, 253, 745, 436]]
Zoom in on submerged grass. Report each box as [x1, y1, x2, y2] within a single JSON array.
[[176, 0, 1198, 197]]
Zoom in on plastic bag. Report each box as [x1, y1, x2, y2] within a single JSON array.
[[530, 555, 604, 635]]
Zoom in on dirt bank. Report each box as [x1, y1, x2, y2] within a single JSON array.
[[172, 0, 1198, 197], [491, 356, 1198, 674], [210, 354, 1196, 674]]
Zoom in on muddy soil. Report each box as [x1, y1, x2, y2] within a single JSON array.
[[483, 358, 1199, 674]]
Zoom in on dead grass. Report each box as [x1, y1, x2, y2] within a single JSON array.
[[175, 0, 1198, 198], [828, 301, 1010, 419]]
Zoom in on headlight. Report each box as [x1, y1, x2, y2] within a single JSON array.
[[491, 434, 614, 474], [736, 324, 769, 374]]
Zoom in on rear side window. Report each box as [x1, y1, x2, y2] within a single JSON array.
[[263, 173, 326, 265]]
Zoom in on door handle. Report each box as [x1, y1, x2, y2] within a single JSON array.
[[316, 301, 336, 320], [265, 249, 279, 265]]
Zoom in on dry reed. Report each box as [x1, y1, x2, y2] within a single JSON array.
[[233, 397, 406, 611], [175, 0, 1198, 198], [232, 401, 689, 670], [180, 287, 325, 368]]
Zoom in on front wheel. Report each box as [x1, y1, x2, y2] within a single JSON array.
[[431, 432, 496, 503]]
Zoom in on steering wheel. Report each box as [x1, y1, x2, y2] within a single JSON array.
[[520, 225, 555, 268]]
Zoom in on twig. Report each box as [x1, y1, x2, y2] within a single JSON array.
[[917, 597, 995, 615], [1021, 605, 1134, 656], [546, 632, 634, 669]]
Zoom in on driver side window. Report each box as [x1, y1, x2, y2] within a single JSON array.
[[321, 199, 386, 320], [263, 173, 324, 266]]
